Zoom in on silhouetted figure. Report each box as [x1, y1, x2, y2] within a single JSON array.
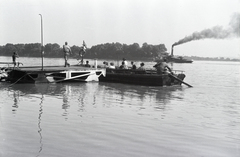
[[153, 58, 172, 74], [138, 62, 145, 70], [131, 61, 137, 69], [63, 42, 72, 67], [85, 60, 91, 67], [12, 51, 19, 68]]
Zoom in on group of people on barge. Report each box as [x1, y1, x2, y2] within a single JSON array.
[[63, 42, 172, 74], [63, 41, 172, 75], [102, 58, 145, 70], [102, 57, 172, 75]]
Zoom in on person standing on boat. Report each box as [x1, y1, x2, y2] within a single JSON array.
[[119, 61, 128, 69], [12, 51, 19, 68], [63, 42, 72, 67], [78, 45, 86, 65], [122, 58, 128, 68]]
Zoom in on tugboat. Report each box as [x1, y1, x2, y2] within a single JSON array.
[[166, 56, 193, 63], [166, 45, 193, 63]]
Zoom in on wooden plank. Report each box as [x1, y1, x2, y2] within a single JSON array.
[[9, 65, 97, 72]]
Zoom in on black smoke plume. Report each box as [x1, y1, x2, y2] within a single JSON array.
[[172, 13, 240, 47]]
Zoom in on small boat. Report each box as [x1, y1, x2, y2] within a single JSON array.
[[99, 68, 187, 86]]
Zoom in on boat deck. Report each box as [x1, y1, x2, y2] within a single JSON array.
[[8, 65, 97, 72], [6, 65, 106, 83]]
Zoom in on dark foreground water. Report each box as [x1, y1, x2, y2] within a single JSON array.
[[0, 57, 240, 157]]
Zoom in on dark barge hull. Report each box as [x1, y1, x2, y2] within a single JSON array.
[[99, 69, 185, 86], [6, 65, 105, 84]]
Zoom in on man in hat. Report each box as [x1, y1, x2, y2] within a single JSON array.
[[122, 58, 128, 69], [12, 51, 19, 68], [63, 42, 72, 67], [138, 62, 145, 70], [153, 58, 172, 74]]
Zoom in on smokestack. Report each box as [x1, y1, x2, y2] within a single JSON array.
[[171, 45, 174, 56]]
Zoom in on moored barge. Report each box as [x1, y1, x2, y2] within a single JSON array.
[[6, 65, 106, 84], [99, 68, 187, 86]]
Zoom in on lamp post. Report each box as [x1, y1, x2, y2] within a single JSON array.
[[39, 14, 44, 71]]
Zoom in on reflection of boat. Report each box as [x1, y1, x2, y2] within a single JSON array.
[[9, 83, 58, 95], [99, 82, 183, 105], [8, 82, 99, 96], [99, 68, 186, 86], [6, 65, 106, 84]]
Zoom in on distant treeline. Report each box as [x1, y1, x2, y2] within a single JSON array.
[[0, 42, 168, 60]]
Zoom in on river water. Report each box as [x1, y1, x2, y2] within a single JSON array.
[[0, 57, 239, 157]]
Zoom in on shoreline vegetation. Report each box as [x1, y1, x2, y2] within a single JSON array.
[[0, 43, 239, 62]]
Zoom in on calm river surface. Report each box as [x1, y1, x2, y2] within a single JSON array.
[[0, 57, 240, 157]]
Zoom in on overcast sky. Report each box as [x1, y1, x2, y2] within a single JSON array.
[[1, 0, 240, 58]]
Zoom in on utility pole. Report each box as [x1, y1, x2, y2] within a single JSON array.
[[39, 14, 44, 71]]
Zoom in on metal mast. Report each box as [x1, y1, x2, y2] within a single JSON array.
[[39, 14, 44, 71]]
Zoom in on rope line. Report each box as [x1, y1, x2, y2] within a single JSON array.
[[8, 73, 28, 87]]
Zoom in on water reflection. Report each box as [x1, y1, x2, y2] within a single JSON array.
[[12, 91, 19, 113], [77, 85, 87, 115], [37, 94, 44, 157], [8, 82, 184, 113], [62, 85, 71, 120], [4, 82, 185, 156], [74, 83, 99, 117], [8, 83, 100, 118], [98, 82, 183, 110], [7, 82, 185, 125]]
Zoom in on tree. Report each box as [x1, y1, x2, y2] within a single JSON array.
[[4, 43, 16, 56], [0, 42, 168, 60]]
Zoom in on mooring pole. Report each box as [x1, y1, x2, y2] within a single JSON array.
[[171, 45, 174, 57], [39, 14, 44, 71]]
